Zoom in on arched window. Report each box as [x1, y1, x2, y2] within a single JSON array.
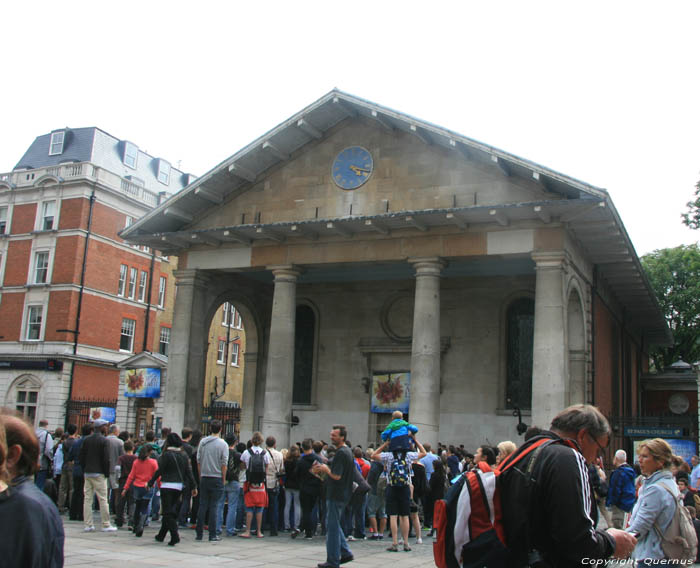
[[293, 305, 316, 405], [506, 298, 534, 410]]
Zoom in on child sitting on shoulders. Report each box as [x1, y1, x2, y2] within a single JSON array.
[[381, 410, 418, 452]]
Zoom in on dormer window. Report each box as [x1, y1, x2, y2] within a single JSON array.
[[157, 159, 171, 185], [49, 131, 65, 156], [123, 142, 138, 169]]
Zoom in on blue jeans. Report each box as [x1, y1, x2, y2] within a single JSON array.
[[132, 486, 154, 525], [224, 480, 240, 535], [326, 499, 352, 567], [197, 477, 224, 540], [35, 470, 49, 491]]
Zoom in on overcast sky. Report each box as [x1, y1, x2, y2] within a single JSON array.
[[3, 1, 699, 256]]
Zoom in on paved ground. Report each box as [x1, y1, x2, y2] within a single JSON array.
[[64, 517, 434, 568]]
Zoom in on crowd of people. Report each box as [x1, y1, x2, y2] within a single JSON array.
[[1, 405, 700, 566]]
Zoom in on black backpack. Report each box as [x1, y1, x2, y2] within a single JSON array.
[[226, 450, 241, 482], [247, 448, 266, 484]]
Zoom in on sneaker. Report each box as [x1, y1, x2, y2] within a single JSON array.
[[304, 534, 313, 540], [415, 537, 423, 544], [83, 526, 95, 532], [102, 526, 118, 532], [369, 534, 381, 540], [347, 535, 356, 541], [209, 536, 222, 542]]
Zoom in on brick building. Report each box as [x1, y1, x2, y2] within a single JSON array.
[[0, 127, 189, 430]]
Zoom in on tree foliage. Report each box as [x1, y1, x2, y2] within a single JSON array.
[[641, 244, 700, 371], [681, 178, 700, 229]]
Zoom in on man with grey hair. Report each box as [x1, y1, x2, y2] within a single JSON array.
[[35, 418, 53, 490], [606, 448, 636, 529], [105, 424, 124, 513], [496, 404, 637, 566]]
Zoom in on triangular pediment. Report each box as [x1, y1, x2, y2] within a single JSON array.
[[187, 117, 570, 235], [122, 90, 606, 247], [117, 351, 168, 369]]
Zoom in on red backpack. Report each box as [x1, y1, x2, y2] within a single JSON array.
[[433, 438, 569, 568]]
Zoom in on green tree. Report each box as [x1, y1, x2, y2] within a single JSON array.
[[681, 178, 700, 229], [641, 244, 700, 371]]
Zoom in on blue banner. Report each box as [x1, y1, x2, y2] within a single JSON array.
[[124, 368, 161, 398], [89, 407, 116, 423], [633, 438, 697, 466]]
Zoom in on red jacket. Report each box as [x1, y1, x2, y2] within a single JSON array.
[[124, 457, 158, 490]]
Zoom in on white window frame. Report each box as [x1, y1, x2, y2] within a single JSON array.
[[230, 342, 240, 367], [138, 270, 148, 302], [16, 387, 39, 424], [157, 159, 171, 185], [32, 250, 50, 284], [125, 216, 134, 229], [217, 340, 226, 364], [159, 326, 170, 356], [49, 131, 65, 156], [233, 307, 243, 329], [158, 276, 166, 308], [222, 302, 230, 326], [24, 304, 44, 341], [38, 200, 57, 231], [118, 264, 128, 296], [0, 206, 8, 235], [123, 142, 138, 169], [128, 267, 137, 300], [120, 318, 135, 352]]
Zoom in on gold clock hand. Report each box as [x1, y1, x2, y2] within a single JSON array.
[[349, 165, 370, 175]]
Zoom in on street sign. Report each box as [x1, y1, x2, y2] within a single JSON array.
[[624, 426, 684, 437]]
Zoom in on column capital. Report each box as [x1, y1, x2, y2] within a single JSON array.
[[173, 268, 211, 287], [531, 251, 567, 269], [408, 257, 447, 276], [267, 265, 302, 282]]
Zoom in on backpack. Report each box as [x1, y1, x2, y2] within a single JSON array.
[[432, 437, 567, 568], [389, 451, 410, 487], [226, 450, 241, 482], [247, 448, 266, 485], [654, 484, 698, 562]]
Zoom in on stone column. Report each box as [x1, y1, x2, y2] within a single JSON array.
[[239, 351, 259, 441], [164, 269, 211, 433], [408, 257, 446, 449], [262, 266, 300, 448], [531, 252, 568, 429]]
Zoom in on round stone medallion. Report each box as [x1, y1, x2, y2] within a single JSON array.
[[380, 294, 414, 343], [668, 393, 690, 415]]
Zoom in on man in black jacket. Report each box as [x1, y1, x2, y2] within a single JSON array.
[[498, 405, 637, 566], [79, 419, 115, 532]]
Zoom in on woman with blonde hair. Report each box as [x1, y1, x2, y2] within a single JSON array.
[[627, 438, 679, 561], [496, 441, 517, 466]]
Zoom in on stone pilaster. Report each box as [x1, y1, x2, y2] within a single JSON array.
[[164, 269, 211, 433], [261, 266, 300, 448], [408, 257, 446, 449], [239, 351, 259, 441], [531, 252, 567, 429]]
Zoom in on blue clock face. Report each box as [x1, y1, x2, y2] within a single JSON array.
[[332, 146, 373, 190]]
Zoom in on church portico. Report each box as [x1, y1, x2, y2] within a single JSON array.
[[124, 91, 669, 451]]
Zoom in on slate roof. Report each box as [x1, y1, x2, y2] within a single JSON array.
[[14, 127, 192, 195]]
